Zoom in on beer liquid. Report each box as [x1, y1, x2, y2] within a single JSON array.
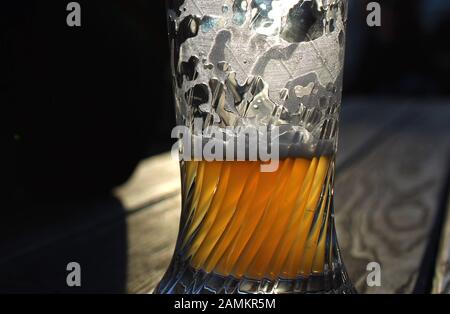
[[178, 156, 334, 280]]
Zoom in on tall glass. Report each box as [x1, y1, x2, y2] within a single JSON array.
[[156, 0, 355, 294]]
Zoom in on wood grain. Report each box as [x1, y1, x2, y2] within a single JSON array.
[[126, 196, 181, 293], [114, 152, 180, 211], [335, 105, 450, 293], [433, 188, 450, 294]]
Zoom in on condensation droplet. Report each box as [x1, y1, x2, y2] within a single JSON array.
[[189, 18, 198, 34], [338, 30, 345, 47], [222, 4, 229, 13], [280, 88, 289, 101], [217, 61, 230, 72], [201, 15, 219, 33], [294, 82, 315, 98]]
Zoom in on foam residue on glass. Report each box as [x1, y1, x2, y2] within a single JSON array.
[[167, 0, 347, 158]]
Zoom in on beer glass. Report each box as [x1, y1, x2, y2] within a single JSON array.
[[155, 0, 355, 294]]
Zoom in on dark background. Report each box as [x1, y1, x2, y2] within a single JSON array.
[[2, 0, 450, 292]]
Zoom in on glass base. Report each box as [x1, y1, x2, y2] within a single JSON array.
[[154, 258, 356, 294]]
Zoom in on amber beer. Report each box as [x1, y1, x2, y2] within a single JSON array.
[[178, 156, 334, 281]]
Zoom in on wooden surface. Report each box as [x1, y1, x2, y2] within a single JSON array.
[[1, 98, 450, 293], [433, 186, 450, 294], [336, 103, 450, 293]]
